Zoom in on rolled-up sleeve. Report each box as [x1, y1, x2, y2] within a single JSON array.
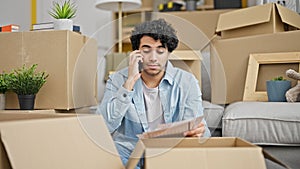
[[96, 72, 133, 133]]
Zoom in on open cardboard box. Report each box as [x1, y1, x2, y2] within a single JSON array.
[[0, 111, 124, 169], [216, 3, 300, 39], [127, 137, 287, 169], [0, 30, 97, 110]]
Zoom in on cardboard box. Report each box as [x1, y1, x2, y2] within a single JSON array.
[[127, 137, 284, 169], [140, 0, 153, 9], [210, 30, 300, 104], [153, 9, 232, 50], [216, 3, 300, 39], [0, 30, 98, 110], [205, 0, 214, 6], [0, 111, 124, 169]]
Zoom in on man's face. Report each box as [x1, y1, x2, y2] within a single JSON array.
[[139, 36, 169, 76]]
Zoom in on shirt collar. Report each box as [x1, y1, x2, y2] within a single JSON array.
[[161, 61, 176, 86]]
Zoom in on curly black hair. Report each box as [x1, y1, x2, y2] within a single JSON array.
[[130, 18, 178, 53]]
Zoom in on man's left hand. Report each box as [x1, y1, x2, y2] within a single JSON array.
[[184, 122, 205, 137]]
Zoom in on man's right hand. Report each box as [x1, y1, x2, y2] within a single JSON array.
[[123, 50, 143, 91]]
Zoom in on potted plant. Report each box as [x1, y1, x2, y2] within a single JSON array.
[[49, 0, 77, 31], [0, 72, 12, 110], [266, 76, 291, 102], [9, 64, 49, 110]]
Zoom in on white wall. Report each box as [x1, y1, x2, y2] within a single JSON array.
[[0, 0, 114, 102], [0, 0, 31, 31]]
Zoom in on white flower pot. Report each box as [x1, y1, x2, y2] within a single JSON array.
[[54, 19, 73, 31], [0, 93, 5, 110]]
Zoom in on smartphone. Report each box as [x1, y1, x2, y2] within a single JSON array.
[[138, 60, 143, 73]]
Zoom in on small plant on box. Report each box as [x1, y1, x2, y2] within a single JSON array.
[[49, 0, 77, 19], [49, 0, 77, 31], [9, 64, 49, 110]]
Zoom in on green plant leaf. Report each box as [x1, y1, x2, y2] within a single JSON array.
[[9, 64, 49, 95], [0, 72, 13, 94], [48, 0, 77, 19], [272, 76, 286, 81]]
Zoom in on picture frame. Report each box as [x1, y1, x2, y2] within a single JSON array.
[[243, 52, 300, 101]]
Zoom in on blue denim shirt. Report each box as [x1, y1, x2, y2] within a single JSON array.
[[96, 61, 211, 163]]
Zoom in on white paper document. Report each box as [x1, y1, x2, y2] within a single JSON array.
[[138, 116, 203, 139]]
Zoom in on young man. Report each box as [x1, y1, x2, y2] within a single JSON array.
[[97, 18, 211, 166]]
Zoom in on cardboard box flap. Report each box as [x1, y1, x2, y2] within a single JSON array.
[[136, 137, 254, 148], [276, 4, 300, 29], [0, 110, 71, 122], [216, 3, 273, 32], [126, 139, 145, 169], [0, 114, 124, 169], [263, 150, 290, 169], [216, 3, 300, 33]]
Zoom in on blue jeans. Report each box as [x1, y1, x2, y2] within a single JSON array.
[[115, 143, 143, 169]]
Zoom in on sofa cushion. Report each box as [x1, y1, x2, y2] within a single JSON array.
[[203, 100, 224, 129], [222, 101, 300, 145]]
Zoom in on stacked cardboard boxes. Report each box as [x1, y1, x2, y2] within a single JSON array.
[[0, 30, 98, 110], [211, 3, 300, 104]]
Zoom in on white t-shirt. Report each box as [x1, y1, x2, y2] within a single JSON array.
[[142, 81, 165, 131]]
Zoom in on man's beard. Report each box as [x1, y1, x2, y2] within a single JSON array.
[[143, 68, 163, 76], [143, 63, 166, 77]]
